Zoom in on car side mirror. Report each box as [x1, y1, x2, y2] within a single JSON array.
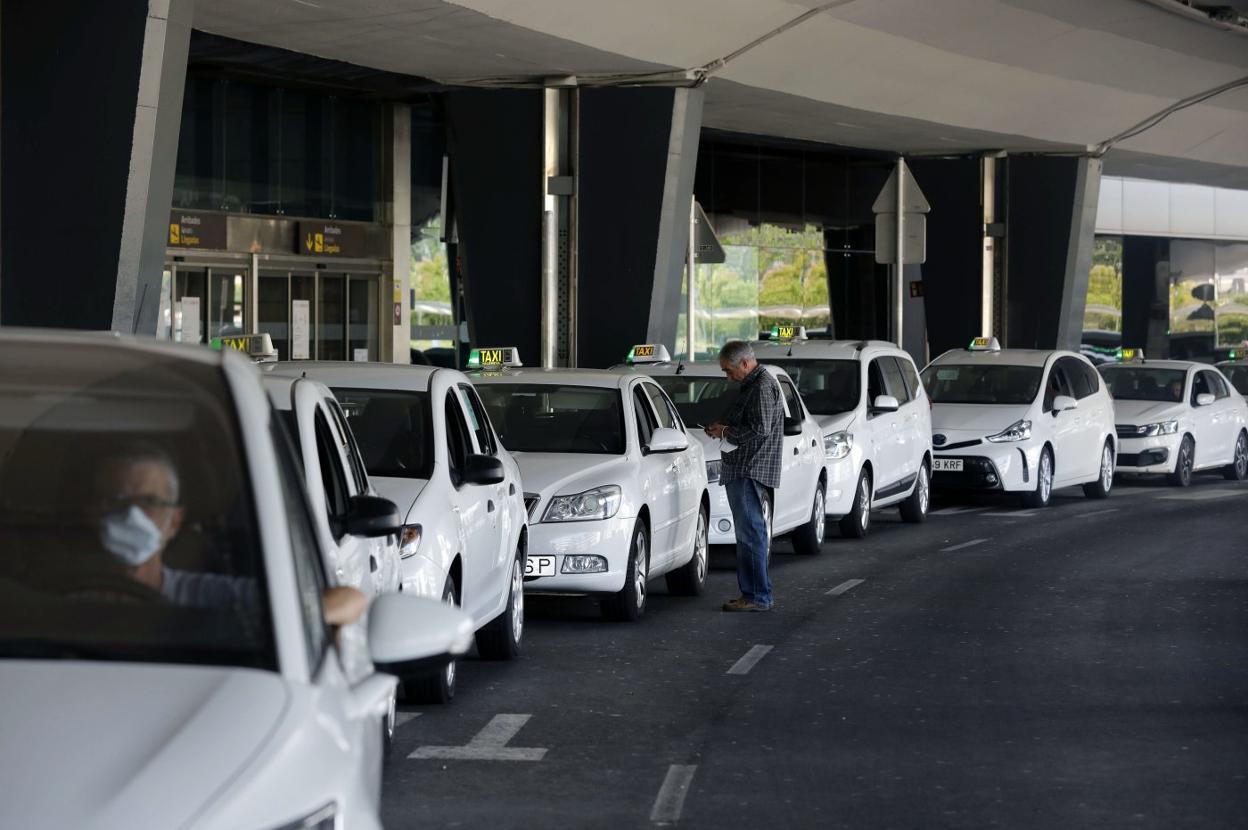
[[1196, 392, 1216, 407], [871, 394, 900, 414], [461, 453, 505, 486], [783, 416, 803, 436], [1053, 395, 1078, 413], [344, 494, 402, 538], [367, 592, 474, 678], [647, 426, 688, 453]]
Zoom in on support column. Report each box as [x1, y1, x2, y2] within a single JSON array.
[[1, 0, 192, 331], [390, 103, 412, 364], [1122, 236, 1172, 357]]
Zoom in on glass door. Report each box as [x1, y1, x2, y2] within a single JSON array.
[[258, 272, 291, 361], [291, 273, 317, 360], [319, 274, 346, 361], [209, 269, 247, 340], [173, 267, 207, 344], [348, 275, 379, 362]]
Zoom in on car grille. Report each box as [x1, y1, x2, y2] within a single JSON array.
[[524, 493, 540, 518], [935, 438, 982, 451], [1116, 424, 1141, 439]]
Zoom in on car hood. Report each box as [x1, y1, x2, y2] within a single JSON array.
[[1111, 400, 1184, 424], [931, 404, 1032, 434], [372, 476, 428, 522], [511, 452, 634, 499], [689, 431, 720, 462], [0, 661, 288, 830], [814, 412, 857, 435]]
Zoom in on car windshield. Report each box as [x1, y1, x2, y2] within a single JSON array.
[[475, 384, 625, 454], [332, 389, 434, 479], [1220, 366, 1248, 396], [0, 342, 274, 670], [922, 364, 1042, 405], [759, 359, 859, 415], [651, 376, 738, 427], [1099, 367, 1187, 402]]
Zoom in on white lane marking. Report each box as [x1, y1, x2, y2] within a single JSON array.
[[1076, 508, 1120, 518], [826, 578, 865, 596], [650, 764, 698, 824], [394, 712, 422, 729], [409, 714, 547, 761], [982, 511, 1036, 518], [726, 644, 774, 676], [941, 538, 988, 552], [930, 506, 989, 516], [1159, 489, 1246, 501]]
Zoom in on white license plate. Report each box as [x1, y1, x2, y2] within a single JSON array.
[[932, 458, 964, 472], [524, 555, 556, 577]]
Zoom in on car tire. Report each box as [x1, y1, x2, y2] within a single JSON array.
[[1168, 435, 1195, 487], [1222, 431, 1248, 481], [476, 549, 524, 661], [791, 482, 827, 554], [666, 506, 708, 596], [1082, 440, 1115, 499], [899, 461, 931, 523], [602, 520, 649, 622], [838, 468, 872, 539], [1021, 446, 1054, 509], [407, 576, 459, 704]]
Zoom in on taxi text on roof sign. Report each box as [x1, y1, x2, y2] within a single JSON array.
[[1117, 347, 1145, 362], [467, 347, 523, 369], [770, 324, 806, 341], [967, 336, 1001, 351], [626, 344, 671, 364], [211, 333, 278, 363]]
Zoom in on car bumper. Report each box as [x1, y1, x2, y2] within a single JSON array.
[[522, 514, 635, 594], [1115, 434, 1180, 474], [931, 442, 1042, 492], [706, 482, 736, 545], [823, 448, 862, 517]]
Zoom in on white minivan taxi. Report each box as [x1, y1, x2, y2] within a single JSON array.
[[469, 348, 709, 622], [922, 337, 1117, 507], [613, 344, 828, 554]]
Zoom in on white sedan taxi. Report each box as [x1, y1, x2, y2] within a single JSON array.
[[613, 344, 828, 554], [922, 337, 1117, 507], [265, 361, 529, 704], [469, 348, 709, 622], [0, 330, 472, 830], [1101, 351, 1248, 485]]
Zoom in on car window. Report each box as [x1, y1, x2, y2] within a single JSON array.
[[475, 384, 626, 454], [1221, 365, 1248, 396], [1192, 371, 1213, 404], [778, 378, 801, 419], [652, 375, 737, 428], [326, 398, 368, 494], [1042, 364, 1072, 411], [643, 383, 676, 430], [314, 408, 350, 527], [866, 359, 887, 405], [1099, 366, 1186, 403], [334, 388, 434, 480], [923, 364, 1043, 405], [760, 358, 860, 415], [880, 357, 911, 404], [1208, 371, 1230, 400], [458, 384, 496, 455], [1057, 357, 1097, 400], [897, 357, 923, 401], [633, 386, 658, 447], [444, 392, 473, 486]]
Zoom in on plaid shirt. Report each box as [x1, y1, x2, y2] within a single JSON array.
[[720, 365, 784, 489]]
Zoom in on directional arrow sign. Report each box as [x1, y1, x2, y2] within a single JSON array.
[[873, 162, 930, 265]]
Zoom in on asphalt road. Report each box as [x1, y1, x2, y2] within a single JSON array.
[[381, 475, 1248, 829]]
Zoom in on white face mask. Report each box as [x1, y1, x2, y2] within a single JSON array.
[[98, 505, 164, 567]]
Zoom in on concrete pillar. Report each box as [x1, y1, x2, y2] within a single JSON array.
[[390, 104, 412, 364], [1122, 236, 1172, 357], [1, 0, 192, 331]]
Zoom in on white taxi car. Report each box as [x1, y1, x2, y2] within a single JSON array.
[[1101, 352, 1248, 485], [922, 337, 1117, 507], [752, 328, 933, 538], [265, 361, 528, 704], [613, 344, 828, 554], [0, 330, 472, 830], [469, 348, 709, 622]]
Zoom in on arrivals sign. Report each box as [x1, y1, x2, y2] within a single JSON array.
[[298, 221, 365, 257], [168, 211, 227, 249]]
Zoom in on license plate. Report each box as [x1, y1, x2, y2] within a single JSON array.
[[932, 458, 964, 472], [524, 555, 556, 577]]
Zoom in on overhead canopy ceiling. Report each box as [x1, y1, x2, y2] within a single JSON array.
[[194, 0, 1248, 188]]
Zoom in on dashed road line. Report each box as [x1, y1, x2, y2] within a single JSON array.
[[651, 764, 698, 824], [826, 578, 865, 596], [1077, 508, 1120, 518], [1159, 489, 1246, 501], [726, 644, 774, 676], [941, 538, 988, 552], [409, 714, 547, 761], [982, 511, 1036, 518], [930, 506, 990, 516]]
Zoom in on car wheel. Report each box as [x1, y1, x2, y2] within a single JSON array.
[[1168, 435, 1195, 487], [666, 506, 708, 596], [1021, 446, 1053, 509], [838, 468, 872, 539], [407, 576, 459, 704], [1223, 431, 1248, 481], [791, 482, 827, 554], [476, 549, 524, 660], [899, 461, 931, 523], [602, 520, 649, 622], [1082, 440, 1115, 499]]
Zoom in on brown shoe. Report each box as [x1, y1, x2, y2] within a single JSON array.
[[722, 597, 772, 612]]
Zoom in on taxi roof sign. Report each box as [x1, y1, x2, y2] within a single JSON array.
[[769, 324, 807, 342], [967, 336, 1001, 352], [1117, 347, 1145, 362], [626, 344, 671, 364], [467, 346, 523, 369], [211, 333, 278, 363]]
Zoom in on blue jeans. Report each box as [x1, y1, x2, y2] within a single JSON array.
[[725, 478, 773, 607]]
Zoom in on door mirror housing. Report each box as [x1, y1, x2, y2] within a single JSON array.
[[871, 394, 900, 414], [647, 426, 689, 453], [344, 494, 402, 538], [1052, 395, 1078, 413], [367, 592, 474, 678], [462, 453, 505, 485], [1195, 392, 1216, 407], [783, 416, 804, 436]]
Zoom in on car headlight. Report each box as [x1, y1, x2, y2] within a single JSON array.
[[824, 431, 852, 460], [542, 485, 623, 522], [705, 459, 721, 484], [398, 524, 422, 560], [269, 803, 336, 830], [1135, 419, 1179, 437], [986, 419, 1032, 443]]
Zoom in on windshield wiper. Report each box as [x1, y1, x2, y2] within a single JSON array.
[[0, 637, 126, 661]]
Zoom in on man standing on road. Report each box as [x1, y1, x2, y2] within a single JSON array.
[[705, 340, 784, 612]]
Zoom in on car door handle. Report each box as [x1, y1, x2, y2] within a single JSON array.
[[792, 447, 799, 455], [509, 483, 516, 495], [369, 555, 378, 573], [488, 500, 496, 513]]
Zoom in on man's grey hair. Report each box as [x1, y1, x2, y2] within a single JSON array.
[[95, 441, 181, 502], [719, 340, 755, 367]]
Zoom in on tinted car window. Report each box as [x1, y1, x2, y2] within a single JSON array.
[[1057, 357, 1097, 400], [333, 389, 434, 479], [652, 376, 737, 428], [758, 359, 860, 416], [880, 357, 911, 403], [475, 384, 627, 455], [1099, 367, 1187, 403], [778, 378, 802, 419], [897, 357, 923, 401], [643, 383, 675, 430], [1221, 365, 1248, 396], [922, 364, 1043, 405]]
